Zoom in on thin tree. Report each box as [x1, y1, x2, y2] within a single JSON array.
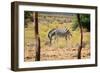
[[77, 14, 83, 59], [34, 12, 40, 61]]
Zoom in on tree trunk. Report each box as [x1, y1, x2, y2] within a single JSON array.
[[77, 14, 83, 59], [34, 12, 40, 61]]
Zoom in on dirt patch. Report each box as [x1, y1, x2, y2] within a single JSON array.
[[24, 46, 90, 62]]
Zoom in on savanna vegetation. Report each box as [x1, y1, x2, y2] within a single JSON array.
[[24, 11, 90, 62]]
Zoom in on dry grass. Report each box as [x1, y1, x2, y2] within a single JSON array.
[[24, 23, 90, 62], [24, 13, 90, 62]]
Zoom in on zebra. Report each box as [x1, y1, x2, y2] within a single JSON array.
[[48, 28, 72, 45]]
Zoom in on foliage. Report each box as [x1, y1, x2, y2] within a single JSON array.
[[24, 11, 33, 20], [72, 14, 90, 31], [24, 11, 34, 27]]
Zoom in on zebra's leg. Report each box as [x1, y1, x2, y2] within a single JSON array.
[[50, 38, 52, 45], [65, 36, 67, 40], [54, 35, 58, 48], [54, 36, 56, 43], [67, 35, 71, 39], [65, 36, 68, 47], [49, 37, 52, 46]]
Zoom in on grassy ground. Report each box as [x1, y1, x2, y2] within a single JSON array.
[[24, 22, 90, 62]]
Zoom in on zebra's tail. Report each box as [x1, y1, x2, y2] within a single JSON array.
[[48, 28, 55, 39], [48, 28, 56, 44]]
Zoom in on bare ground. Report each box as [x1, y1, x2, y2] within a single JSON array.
[[24, 46, 90, 62]]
